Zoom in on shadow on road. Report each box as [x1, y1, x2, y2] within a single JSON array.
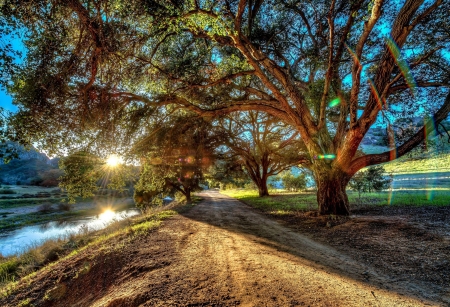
[[177, 190, 447, 306]]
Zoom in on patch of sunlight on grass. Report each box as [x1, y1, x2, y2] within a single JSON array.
[[221, 189, 318, 212], [131, 220, 161, 235], [383, 153, 450, 174], [270, 210, 292, 215], [223, 188, 450, 214]]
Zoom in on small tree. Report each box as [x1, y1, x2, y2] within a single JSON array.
[[365, 166, 393, 193], [220, 111, 305, 197], [133, 115, 218, 206], [349, 166, 392, 200], [347, 171, 367, 200], [281, 172, 307, 192]]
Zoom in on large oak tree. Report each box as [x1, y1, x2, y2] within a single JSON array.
[[3, 0, 450, 215], [219, 111, 304, 196]]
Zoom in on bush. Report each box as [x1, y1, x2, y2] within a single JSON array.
[[0, 188, 16, 195], [0, 258, 19, 283], [37, 203, 53, 213], [281, 172, 307, 191]]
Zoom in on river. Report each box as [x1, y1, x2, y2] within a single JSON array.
[[0, 208, 140, 256]]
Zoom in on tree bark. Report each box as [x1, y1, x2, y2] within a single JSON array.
[[185, 188, 192, 203], [314, 169, 350, 216], [258, 178, 269, 197]]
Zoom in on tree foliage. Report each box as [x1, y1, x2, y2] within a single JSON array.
[[348, 165, 392, 199], [59, 151, 134, 202], [133, 114, 219, 207], [219, 111, 304, 196], [2, 0, 450, 215], [281, 172, 307, 192], [205, 157, 249, 190]]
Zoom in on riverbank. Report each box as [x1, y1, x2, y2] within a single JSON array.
[[0, 200, 189, 295], [0, 185, 134, 233]]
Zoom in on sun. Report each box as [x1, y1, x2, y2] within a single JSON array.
[[106, 155, 121, 167], [99, 209, 115, 221]]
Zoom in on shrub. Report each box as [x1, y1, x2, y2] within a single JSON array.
[[0, 258, 19, 283], [37, 203, 53, 213], [57, 203, 72, 211], [0, 188, 16, 194], [281, 172, 307, 191], [348, 165, 392, 199]]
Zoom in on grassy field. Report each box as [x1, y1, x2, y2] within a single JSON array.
[[218, 154, 450, 215], [378, 153, 450, 174], [221, 187, 450, 215]]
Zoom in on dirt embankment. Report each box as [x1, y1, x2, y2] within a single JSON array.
[[1, 190, 448, 306]]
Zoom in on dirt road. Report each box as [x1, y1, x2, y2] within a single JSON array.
[[90, 190, 443, 306], [4, 190, 446, 306]]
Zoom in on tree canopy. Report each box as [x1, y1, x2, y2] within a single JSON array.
[[2, 0, 450, 215], [133, 114, 219, 205], [220, 111, 304, 196]]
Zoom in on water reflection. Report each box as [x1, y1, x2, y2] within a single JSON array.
[[0, 208, 140, 257]]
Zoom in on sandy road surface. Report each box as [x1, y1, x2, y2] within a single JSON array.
[[88, 190, 440, 307]]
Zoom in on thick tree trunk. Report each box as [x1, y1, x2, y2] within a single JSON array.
[[314, 169, 350, 216], [185, 188, 192, 203], [257, 179, 269, 197]]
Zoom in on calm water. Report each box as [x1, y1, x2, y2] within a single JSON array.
[[0, 208, 140, 256]]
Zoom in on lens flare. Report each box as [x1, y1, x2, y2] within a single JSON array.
[[385, 37, 417, 97], [387, 124, 397, 161], [424, 117, 438, 200], [99, 209, 115, 221], [328, 98, 341, 108], [387, 188, 394, 205], [314, 154, 336, 160], [344, 42, 362, 68]]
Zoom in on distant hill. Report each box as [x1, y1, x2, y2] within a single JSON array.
[[360, 118, 450, 154], [0, 142, 62, 186]]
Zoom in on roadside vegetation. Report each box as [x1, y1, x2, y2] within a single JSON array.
[[222, 189, 450, 214], [221, 162, 450, 215]]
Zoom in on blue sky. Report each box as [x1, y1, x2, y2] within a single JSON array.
[[0, 90, 17, 113], [0, 33, 24, 113]]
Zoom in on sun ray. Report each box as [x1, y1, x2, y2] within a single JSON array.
[[385, 36, 417, 97]]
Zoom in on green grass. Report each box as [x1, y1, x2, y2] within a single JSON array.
[[221, 189, 318, 213], [221, 188, 450, 215], [382, 153, 450, 174], [0, 198, 66, 209], [349, 190, 450, 207]]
